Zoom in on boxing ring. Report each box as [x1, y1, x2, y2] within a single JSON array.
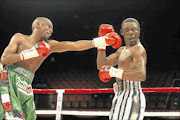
[[33, 87, 180, 120]]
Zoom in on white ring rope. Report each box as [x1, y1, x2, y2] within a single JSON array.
[[35, 110, 180, 117]]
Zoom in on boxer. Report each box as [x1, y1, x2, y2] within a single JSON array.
[[0, 17, 122, 120], [97, 18, 147, 120]]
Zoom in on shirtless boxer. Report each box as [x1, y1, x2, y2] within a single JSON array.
[[0, 17, 121, 120], [97, 18, 147, 120]]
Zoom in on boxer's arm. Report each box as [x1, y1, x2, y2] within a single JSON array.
[[48, 40, 95, 53], [97, 47, 123, 70], [0, 63, 3, 73], [1, 33, 22, 65], [123, 46, 147, 81]]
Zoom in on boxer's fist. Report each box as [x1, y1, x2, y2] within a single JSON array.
[[1, 71, 7, 80], [99, 65, 112, 82], [35, 41, 50, 57], [20, 41, 50, 60], [93, 32, 122, 48], [93, 32, 122, 49], [104, 32, 122, 48], [98, 24, 115, 37], [99, 65, 124, 82]]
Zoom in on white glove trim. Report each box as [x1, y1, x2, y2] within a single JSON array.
[[109, 66, 124, 79], [93, 37, 107, 47], [20, 47, 39, 60]]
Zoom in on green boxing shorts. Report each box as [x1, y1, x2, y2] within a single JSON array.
[[0, 64, 36, 120]]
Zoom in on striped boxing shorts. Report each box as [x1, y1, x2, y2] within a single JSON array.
[[109, 80, 146, 120]]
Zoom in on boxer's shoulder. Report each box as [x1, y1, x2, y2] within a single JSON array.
[[46, 39, 57, 46], [46, 39, 61, 51], [116, 46, 126, 54], [12, 33, 28, 41], [9, 33, 27, 45], [129, 45, 146, 58], [13, 33, 26, 38]]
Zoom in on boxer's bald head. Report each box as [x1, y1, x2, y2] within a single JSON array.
[[32, 17, 53, 31], [31, 17, 53, 41]]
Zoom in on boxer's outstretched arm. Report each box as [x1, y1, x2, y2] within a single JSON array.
[[48, 40, 95, 53], [1, 33, 22, 65]]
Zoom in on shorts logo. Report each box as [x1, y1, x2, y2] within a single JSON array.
[[16, 77, 33, 96], [26, 86, 32, 94]]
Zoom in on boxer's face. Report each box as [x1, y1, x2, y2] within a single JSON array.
[[121, 22, 140, 46], [40, 20, 53, 41]]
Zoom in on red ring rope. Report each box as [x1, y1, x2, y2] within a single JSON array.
[[33, 87, 180, 94]]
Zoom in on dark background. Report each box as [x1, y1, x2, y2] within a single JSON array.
[[0, 0, 180, 75], [0, 1, 180, 119]]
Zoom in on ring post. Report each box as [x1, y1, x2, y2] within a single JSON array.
[[56, 89, 64, 120]]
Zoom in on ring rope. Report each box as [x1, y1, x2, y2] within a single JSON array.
[[35, 110, 180, 117], [34, 87, 180, 119], [33, 87, 180, 94]]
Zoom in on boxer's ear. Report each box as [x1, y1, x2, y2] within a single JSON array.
[[36, 22, 41, 29], [120, 29, 123, 35]]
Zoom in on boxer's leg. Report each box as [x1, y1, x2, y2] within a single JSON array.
[[3, 64, 35, 120], [137, 92, 146, 120], [0, 71, 24, 120], [109, 82, 119, 119], [109, 81, 124, 120], [14, 74, 36, 120], [126, 82, 146, 120], [20, 85, 36, 120], [121, 81, 137, 120], [0, 94, 5, 119]]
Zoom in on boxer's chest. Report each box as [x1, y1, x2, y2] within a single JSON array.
[[118, 48, 134, 70], [17, 40, 46, 73]]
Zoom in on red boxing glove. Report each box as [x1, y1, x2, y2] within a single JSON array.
[[104, 32, 122, 48], [35, 41, 50, 57], [98, 24, 115, 37], [99, 65, 112, 82], [1, 71, 8, 80], [93, 32, 122, 50], [20, 41, 50, 60], [99, 65, 124, 82]]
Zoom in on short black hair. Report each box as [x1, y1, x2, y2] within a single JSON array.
[[121, 18, 140, 28]]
